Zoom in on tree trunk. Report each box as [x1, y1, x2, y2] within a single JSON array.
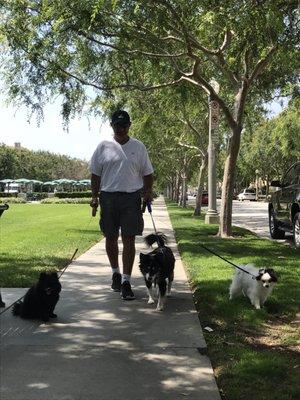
[[219, 126, 242, 236], [194, 152, 208, 216], [175, 173, 180, 203], [181, 174, 187, 208]]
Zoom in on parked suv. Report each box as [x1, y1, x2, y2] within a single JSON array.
[[268, 161, 300, 248]]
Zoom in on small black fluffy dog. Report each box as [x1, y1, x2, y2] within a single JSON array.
[[139, 233, 175, 311], [13, 271, 61, 322]]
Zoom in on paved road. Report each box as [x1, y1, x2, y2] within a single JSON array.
[[188, 198, 294, 243], [231, 200, 270, 238]]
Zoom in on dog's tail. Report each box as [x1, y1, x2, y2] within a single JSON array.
[[12, 301, 22, 316], [144, 233, 167, 247]]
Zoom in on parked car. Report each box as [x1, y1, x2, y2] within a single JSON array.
[[268, 161, 300, 248], [201, 191, 208, 205], [188, 191, 208, 204], [237, 188, 256, 201]]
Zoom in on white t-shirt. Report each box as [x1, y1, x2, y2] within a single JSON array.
[[89, 137, 154, 192]]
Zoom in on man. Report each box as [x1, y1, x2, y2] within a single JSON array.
[[89, 110, 154, 300]]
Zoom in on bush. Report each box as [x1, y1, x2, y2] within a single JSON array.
[[0, 197, 26, 204], [26, 192, 48, 201], [54, 191, 92, 198], [0, 192, 17, 198], [41, 198, 91, 204]]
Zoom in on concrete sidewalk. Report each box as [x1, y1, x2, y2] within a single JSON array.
[[0, 197, 220, 400]]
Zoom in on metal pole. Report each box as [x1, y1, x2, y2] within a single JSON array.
[[255, 169, 259, 201], [205, 81, 220, 225]]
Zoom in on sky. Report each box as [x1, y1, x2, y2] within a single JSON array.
[[0, 95, 287, 162], [0, 96, 112, 162]]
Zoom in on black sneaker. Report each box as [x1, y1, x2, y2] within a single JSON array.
[[111, 272, 121, 292], [121, 281, 135, 300]]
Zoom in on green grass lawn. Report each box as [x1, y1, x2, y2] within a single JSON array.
[[0, 204, 102, 287], [166, 201, 300, 400]]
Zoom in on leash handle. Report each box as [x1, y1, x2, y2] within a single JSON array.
[[142, 201, 152, 213], [146, 202, 152, 213]]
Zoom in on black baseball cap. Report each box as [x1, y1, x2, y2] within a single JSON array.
[[111, 110, 131, 125]]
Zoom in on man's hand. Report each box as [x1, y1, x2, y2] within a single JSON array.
[[90, 198, 99, 217], [143, 190, 153, 204]]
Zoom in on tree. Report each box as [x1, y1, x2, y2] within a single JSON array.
[[0, 144, 90, 182], [243, 96, 300, 187], [1, 1, 298, 235]]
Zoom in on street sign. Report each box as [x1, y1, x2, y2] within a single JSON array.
[[210, 100, 220, 129], [211, 115, 219, 130], [210, 100, 219, 112]]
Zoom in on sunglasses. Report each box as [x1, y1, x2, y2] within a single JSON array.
[[112, 122, 130, 128]]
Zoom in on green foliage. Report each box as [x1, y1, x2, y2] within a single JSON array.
[[41, 197, 91, 204], [236, 96, 300, 186], [0, 197, 26, 203], [0, 192, 16, 198], [0, 1, 298, 122], [0, 144, 89, 181], [54, 191, 92, 198]]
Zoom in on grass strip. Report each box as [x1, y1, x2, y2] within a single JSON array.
[[0, 204, 102, 287], [166, 200, 300, 400]]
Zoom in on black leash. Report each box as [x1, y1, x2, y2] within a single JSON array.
[[142, 201, 163, 248], [200, 243, 257, 278]]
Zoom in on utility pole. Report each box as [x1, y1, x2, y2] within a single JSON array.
[[205, 79, 220, 225], [255, 169, 260, 201]]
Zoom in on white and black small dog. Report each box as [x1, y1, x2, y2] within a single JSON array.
[[139, 233, 175, 311], [229, 264, 278, 309]]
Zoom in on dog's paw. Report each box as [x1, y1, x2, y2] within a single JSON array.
[[156, 307, 164, 312], [147, 298, 155, 304]]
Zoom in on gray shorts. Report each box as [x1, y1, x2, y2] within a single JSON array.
[[99, 190, 144, 237]]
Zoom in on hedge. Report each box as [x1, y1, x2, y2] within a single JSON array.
[[0, 192, 17, 198], [41, 198, 91, 204], [0, 197, 26, 204], [54, 191, 92, 198]]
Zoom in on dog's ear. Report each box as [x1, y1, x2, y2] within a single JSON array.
[[256, 272, 263, 281], [266, 268, 278, 282], [39, 272, 47, 279]]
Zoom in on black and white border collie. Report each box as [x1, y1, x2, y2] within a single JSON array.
[[139, 233, 175, 311]]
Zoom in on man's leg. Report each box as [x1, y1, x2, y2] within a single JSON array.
[[105, 235, 121, 291], [121, 234, 136, 276], [120, 234, 136, 300], [105, 235, 119, 268]]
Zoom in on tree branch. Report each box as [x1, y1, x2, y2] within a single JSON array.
[[219, 29, 234, 53], [248, 46, 278, 85], [78, 31, 186, 59], [178, 141, 200, 151]]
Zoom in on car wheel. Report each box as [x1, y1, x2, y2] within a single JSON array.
[[293, 212, 300, 248], [269, 208, 285, 239]]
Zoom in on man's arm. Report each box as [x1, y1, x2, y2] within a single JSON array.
[[143, 173, 154, 203], [90, 173, 101, 216]]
